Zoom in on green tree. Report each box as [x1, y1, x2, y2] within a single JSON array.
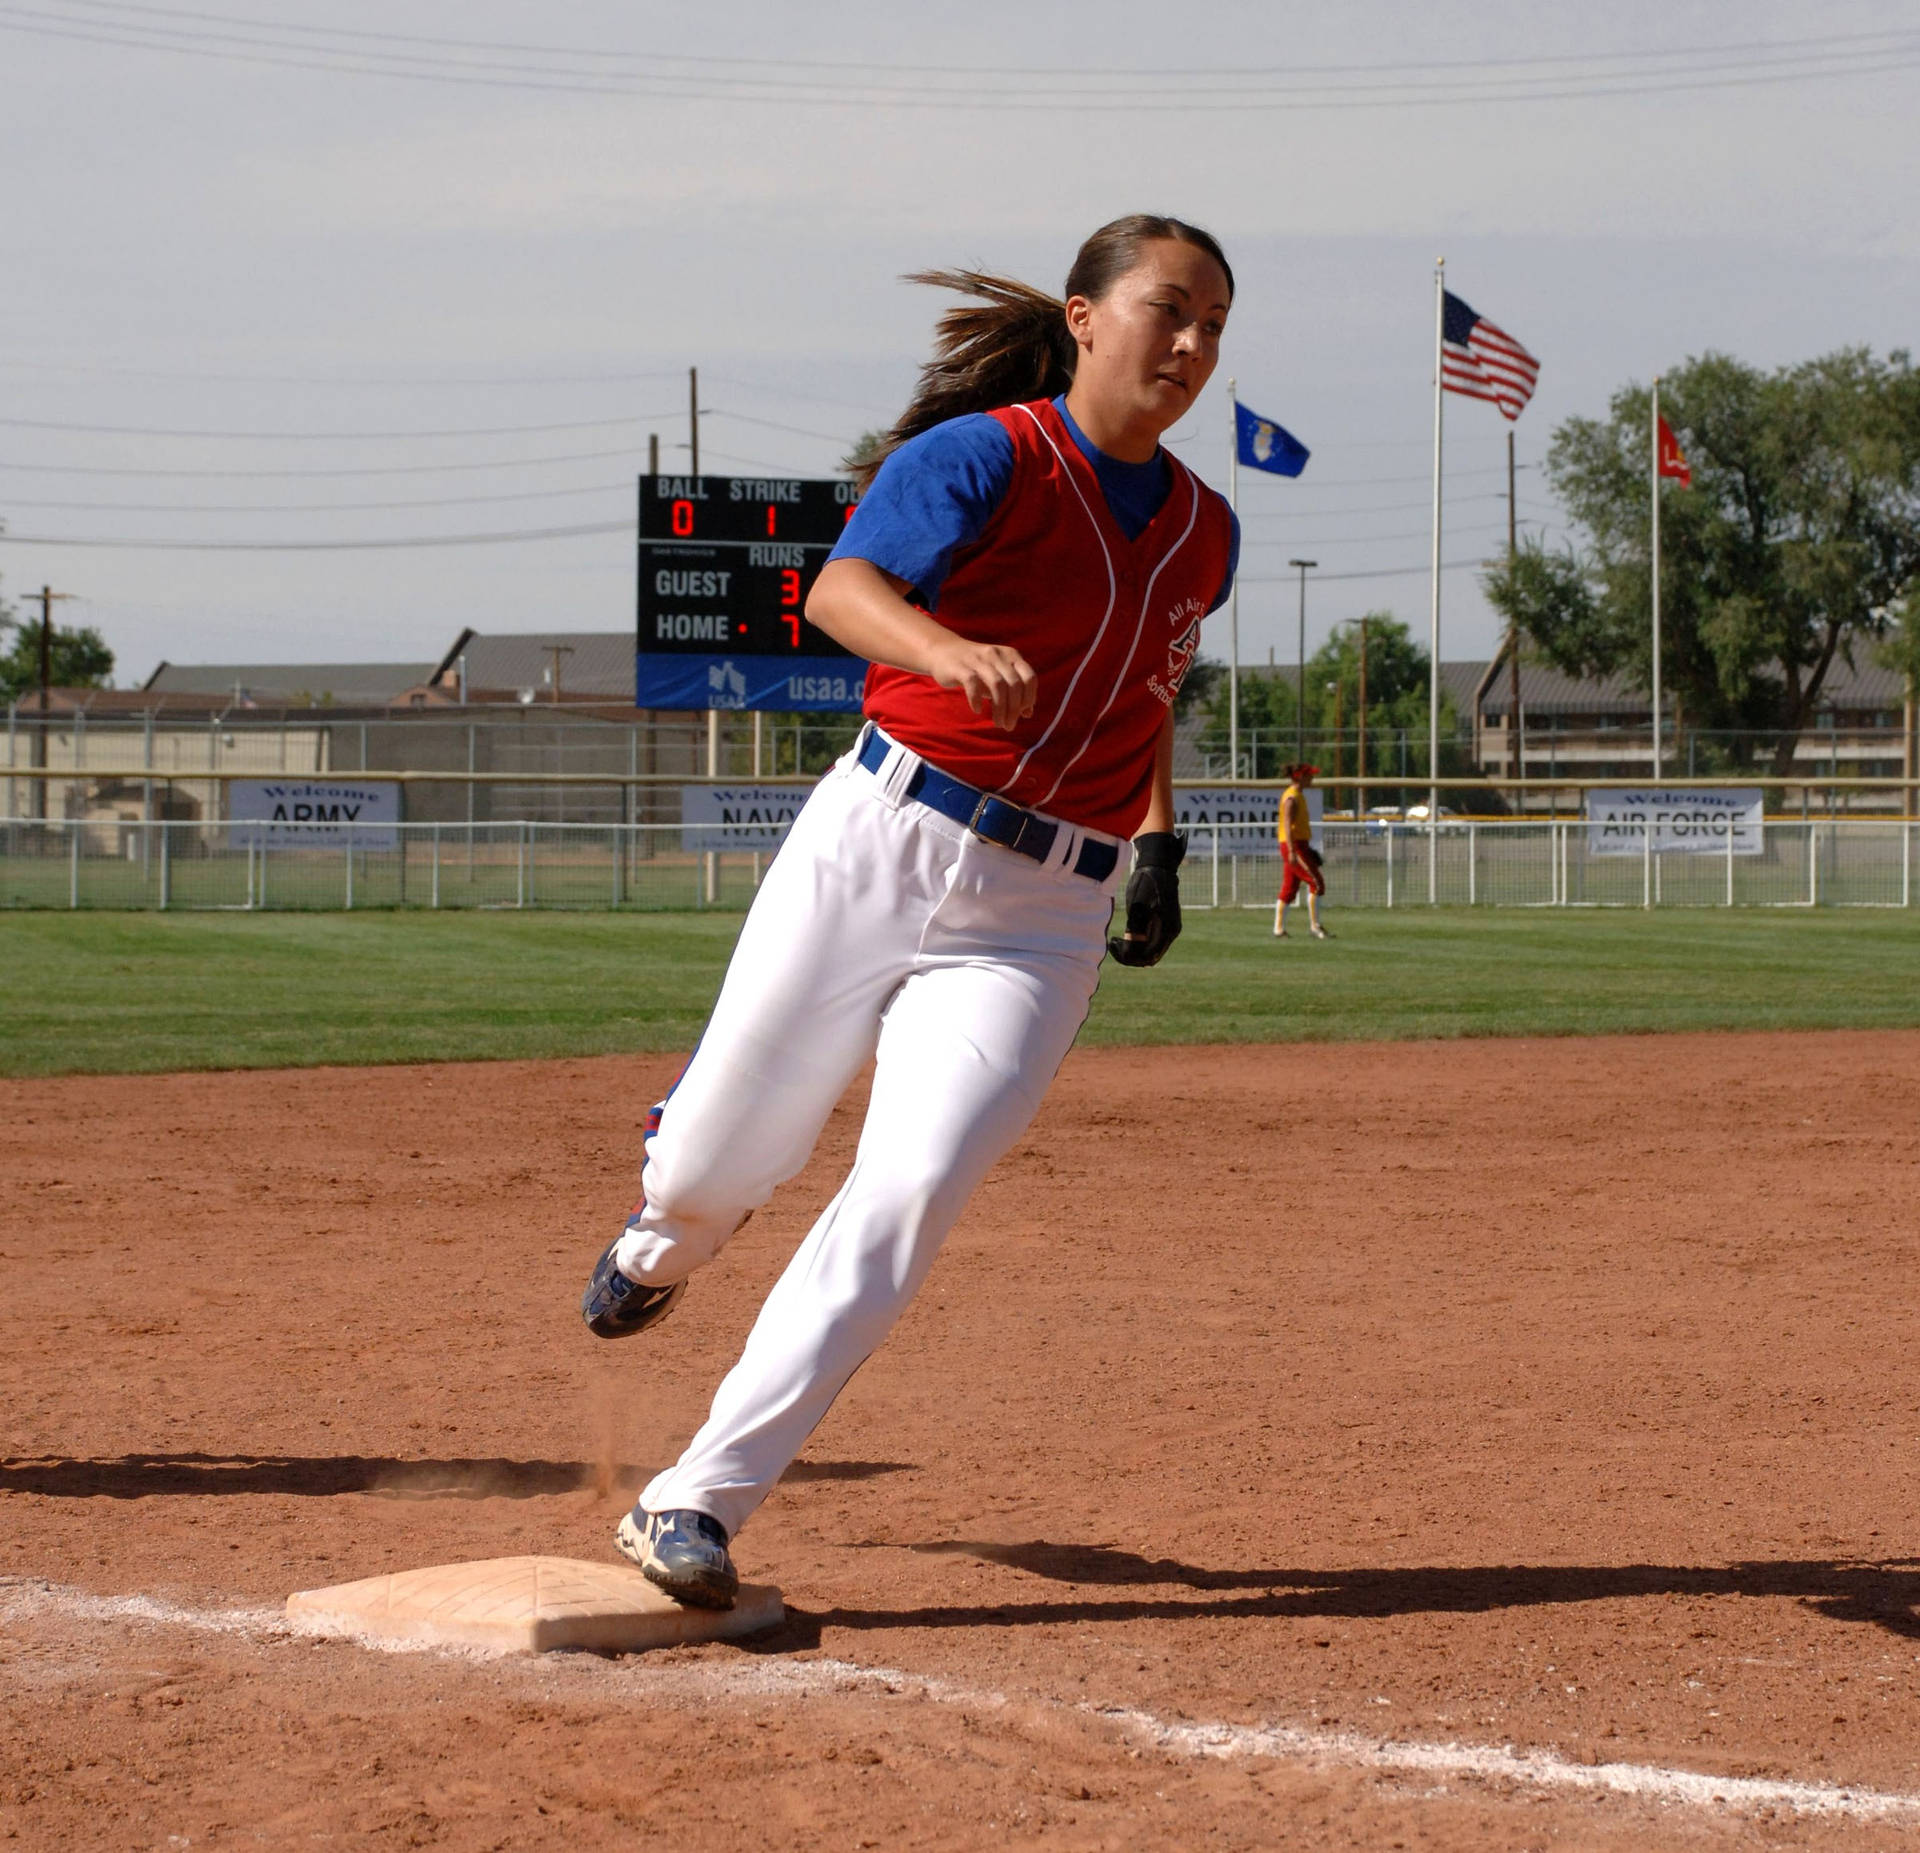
[[1174, 651, 1225, 720], [1878, 585, 1920, 693], [1484, 347, 1920, 777], [0, 617, 115, 704], [844, 428, 890, 477], [1197, 612, 1472, 785]]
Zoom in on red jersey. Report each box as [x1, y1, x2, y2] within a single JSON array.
[[862, 397, 1235, 840]]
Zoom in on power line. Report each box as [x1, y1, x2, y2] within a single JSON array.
[[703, 375, 898, 420], [1243, 517, 1520, 549], [0, 445, 654, 479], [1243, 495, 1560, 523], [0, 354, 689, 389], [0, 519, 633, 551], [1235, 463, 1536, 491], [0, 481, 638, 514], [0, 354, 899, 421], [52, 3, 1920, 81], [0, 408, 681, 441], [30, 1, 1920, 84], [1241, 489, 1512, 521], [715, 410, 862, 445], [1242, 556, 1503, 584], [3, 7, 1914, 110]]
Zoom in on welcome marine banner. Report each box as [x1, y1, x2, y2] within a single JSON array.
[[1172, 785, 1323, 851]]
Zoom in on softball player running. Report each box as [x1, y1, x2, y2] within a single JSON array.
[[581, 215, 1240, 1607], [1275, 762, 1328, 939]]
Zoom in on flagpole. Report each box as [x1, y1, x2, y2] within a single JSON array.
[[1228, 377, 1240, 782], [1427, 259, 1445, 903], [1650, 374, 1662, 780]]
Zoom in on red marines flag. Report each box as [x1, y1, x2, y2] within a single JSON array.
[[1657, 415, 1692, 486]]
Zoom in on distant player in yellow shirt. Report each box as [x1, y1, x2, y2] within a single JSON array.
[[1275, 763, 1328, 940]]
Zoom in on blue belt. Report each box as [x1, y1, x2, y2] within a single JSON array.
[[857, 728, 1120, 883]]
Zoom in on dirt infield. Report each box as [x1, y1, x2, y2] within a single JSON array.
[[6, 1029, 1920, 1850]]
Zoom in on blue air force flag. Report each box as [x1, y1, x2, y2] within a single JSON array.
[[1233, 401, 1310, 477]]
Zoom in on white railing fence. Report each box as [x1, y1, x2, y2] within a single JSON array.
[[0, 818, 784, 913], [1185, 818, 1916, 911], [0, 816, 1914, 912]]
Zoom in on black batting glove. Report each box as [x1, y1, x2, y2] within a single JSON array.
[[1107, 831, 1185, 968]]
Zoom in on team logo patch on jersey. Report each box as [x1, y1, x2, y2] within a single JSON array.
[[1148, 617, 1205, 708]]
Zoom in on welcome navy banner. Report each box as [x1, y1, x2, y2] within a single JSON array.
[[635, 652, 867, 714]]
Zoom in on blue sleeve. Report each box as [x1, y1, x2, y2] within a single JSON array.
[[828, 414, 1015, 609], [1208, 508, 1241, 615]]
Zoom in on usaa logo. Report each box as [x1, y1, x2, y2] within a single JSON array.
[[706, 660, 749, 710], [1147, 617, 1205, 708]]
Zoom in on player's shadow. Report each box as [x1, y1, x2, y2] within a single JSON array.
[[0, 1453, 912, 1501], [773, 1539, 1920, 1647]]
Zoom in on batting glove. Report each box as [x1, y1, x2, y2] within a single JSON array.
[[1107, 831, 1185, 968]]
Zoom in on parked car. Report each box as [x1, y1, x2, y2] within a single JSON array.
[[1400, 802, 1470, 834]]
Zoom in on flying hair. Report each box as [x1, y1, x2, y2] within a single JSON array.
[[848, 214, 1233, 490]]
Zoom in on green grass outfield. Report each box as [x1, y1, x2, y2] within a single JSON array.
[[4, 907, 1917, 1079]]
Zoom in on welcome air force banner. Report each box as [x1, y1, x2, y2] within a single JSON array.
[[1584, 788, 1764, 857]]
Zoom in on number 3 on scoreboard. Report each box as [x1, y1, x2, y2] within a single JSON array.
[[780, 567, 802, 648]]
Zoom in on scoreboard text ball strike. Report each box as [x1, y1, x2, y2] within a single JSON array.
[[635, 473, 867, 714]]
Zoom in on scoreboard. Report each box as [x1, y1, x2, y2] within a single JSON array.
[[636, 473, 867, 713]]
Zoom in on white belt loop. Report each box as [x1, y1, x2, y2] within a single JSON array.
[[871, 727, 919, 810]]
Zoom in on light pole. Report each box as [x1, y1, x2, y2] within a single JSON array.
[[1288, 559, 1317, 763]]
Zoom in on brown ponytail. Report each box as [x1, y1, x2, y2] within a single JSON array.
[[849, 214, 1233, 490]]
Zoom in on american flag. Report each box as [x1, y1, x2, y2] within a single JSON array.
[[1441, 290, 1539, 422]]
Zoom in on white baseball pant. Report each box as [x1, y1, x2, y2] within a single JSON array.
[[615, 730, 1123, 1541]]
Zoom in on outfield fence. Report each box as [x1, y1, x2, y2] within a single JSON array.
[[1, 814, 1914, 912], [1192, 818, 1916, 912]]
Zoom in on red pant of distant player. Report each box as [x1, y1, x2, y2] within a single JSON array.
[[1279, 850, 1324, 903]]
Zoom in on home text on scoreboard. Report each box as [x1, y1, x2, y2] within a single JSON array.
[[636, 474, 866, 712]]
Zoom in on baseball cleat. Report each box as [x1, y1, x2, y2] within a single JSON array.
[[1310, 923, 1331, 939], [580, 1236, 685, 1340], [616, 1505, 738, 1609]]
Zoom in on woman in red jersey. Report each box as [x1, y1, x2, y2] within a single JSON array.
[[580, 216, 1240, 1608]]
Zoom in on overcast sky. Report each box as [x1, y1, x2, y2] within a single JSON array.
[[1, 1, 1915, 689]]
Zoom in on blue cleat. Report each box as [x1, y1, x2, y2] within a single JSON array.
[[580, 1234, 685, 1340], [615, 1505, 738, 1609]]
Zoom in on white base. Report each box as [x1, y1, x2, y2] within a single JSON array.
[[287, 1555, 783, 1654]]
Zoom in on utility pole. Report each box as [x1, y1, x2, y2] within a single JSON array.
[[1288, 560, 1317, 763], [1227, 379, 1240, 780], [648, 432, 659, 477], [32, 585, 75, 822], [1356, 615, 1369, 819], [1896, 660, 1912, 814], [690, 363, 712, 896], [1650, 374, 1664, 780]]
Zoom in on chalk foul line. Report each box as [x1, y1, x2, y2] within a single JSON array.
[[5, 1575, 1916, 1824], [1090, 1704, 1920, 1823]]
